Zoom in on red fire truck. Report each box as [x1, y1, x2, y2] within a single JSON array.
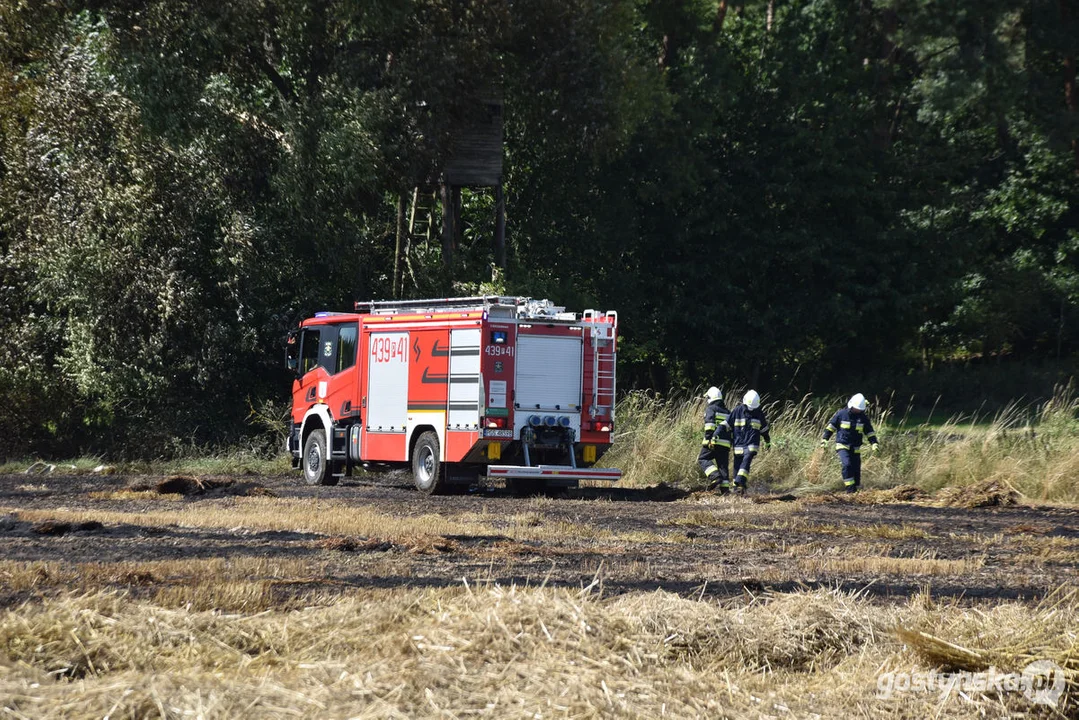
[[285, 296, 620, 493]]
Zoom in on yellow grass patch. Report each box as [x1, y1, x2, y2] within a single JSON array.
[[0, 557, 327, 597], [1, 500, 476, 540], [88, 490, 184, 501], [0, 500, 679, 551], [14, 483, 49, 493], [800, 553, 986, 577], [664, 509, 932, 543], [809, 521, 933, 540], [998, 535, 1079, 566]]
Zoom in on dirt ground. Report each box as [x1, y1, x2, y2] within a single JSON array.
[[1, 471, 1077, 607]]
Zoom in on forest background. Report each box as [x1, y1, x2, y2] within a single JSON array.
[[1, 0, 1078, 458]]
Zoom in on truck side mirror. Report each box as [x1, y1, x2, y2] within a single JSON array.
[[286, 331, 300, 375]]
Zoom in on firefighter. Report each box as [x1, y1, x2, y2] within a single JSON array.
[[697, 387, 732, 493], [724, 389, 771, 493], [820, 393, 879, 493]]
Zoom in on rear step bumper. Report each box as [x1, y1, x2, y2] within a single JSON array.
[[486, 465, 622, 482]]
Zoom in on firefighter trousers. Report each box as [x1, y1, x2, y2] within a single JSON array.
[[697, 445, 730, 488], [733, 447, 757, 486], [837, 449, 861, 491]]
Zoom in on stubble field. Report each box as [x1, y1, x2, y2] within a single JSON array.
[[0, 471, 1077, 718]]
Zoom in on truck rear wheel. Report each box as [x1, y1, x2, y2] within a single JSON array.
[[302, 429, 337, 486], [412, 431, 444, 494]]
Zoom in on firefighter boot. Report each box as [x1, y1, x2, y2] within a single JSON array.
[[718, 480, 731, 496], [703, 465, 720, 491], [734, 479, 747, 495]]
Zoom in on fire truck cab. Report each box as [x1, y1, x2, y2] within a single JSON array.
[[285, 296, 620, 493]]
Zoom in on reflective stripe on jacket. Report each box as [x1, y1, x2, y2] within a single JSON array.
[[724, 403, 770, 452], [702, 400, 732, 448], [822, 407, 877, 453]]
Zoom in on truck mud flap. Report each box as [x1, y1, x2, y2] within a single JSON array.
[[486, 465, 622, 483]]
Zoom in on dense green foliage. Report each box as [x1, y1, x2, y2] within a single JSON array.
[[1, 0, 1077, 456]]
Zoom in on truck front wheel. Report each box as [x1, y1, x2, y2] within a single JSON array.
[[412, 431, 444, 494], [302, 429, 337, 486]]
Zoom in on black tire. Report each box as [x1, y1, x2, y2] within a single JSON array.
[[411, 431, 444, 494], [302, 429, 337, 486]]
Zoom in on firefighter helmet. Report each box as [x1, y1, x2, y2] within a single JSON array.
[[848, 393, 867, 411], [705, 386, 722, 402], [743, 389, 761, 410]]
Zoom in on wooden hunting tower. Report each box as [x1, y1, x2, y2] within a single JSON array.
[[441, 93, 505, 269], [445, 95, 503, 188], [395, 93, 505, 297]]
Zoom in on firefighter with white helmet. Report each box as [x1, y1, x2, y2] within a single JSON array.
[[697, 386, 733, 493], [820, 393, 879, 493], [721, 389, 771, 493]]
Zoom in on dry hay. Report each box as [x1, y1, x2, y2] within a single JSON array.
[[895, 587, 1079, 707], [895, 628, 989, 672], [0, 585, 885, 716], [804, 446, 827, 485], [933, 479, 1020, 509], [240, 484, 278, 497], [751, 493, 799, 504], [798, 483, 987, 507], [802, 553, 983, 577], [30, 520, 103, 536], [609, 587, 883, 673], [314, 535, 361, 552], [150, 476, 276, 498], [313, 536, 393, 553], [687, 489, 747, 504], [154, 475, 226, 495], [88, 489, 185, 501], [313, 534, 459, 554], [799, 492, 847, 505], [29, 520, 71, 536], [1003, 523, 1052, 536], [864, 484, 931, 503], [0, 557, 330, 603], [805, 485, 931, 506], [313, 534, 539, 557], [404, 535, 460, 554], [0, 500, 474, 542], [2, 584, 1078, 717]]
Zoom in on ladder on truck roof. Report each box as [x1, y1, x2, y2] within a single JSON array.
[[354, 296, 580, 321]]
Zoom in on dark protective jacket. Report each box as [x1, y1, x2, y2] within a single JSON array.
[[822, 407, 878, 452], [724, 403, 771, 451], [702, 400, 732, 448]]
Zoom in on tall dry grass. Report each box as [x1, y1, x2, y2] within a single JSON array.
[[610, 386, 1079, 502], [602, 391, 703, 487], [0, 583, 1073, 718]]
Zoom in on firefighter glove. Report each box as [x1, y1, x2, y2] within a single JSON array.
[[871, 443, 880, 452], [819, 439, 828, 448]]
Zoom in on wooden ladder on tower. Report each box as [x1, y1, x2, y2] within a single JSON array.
[[408, 188, 436, 244]]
